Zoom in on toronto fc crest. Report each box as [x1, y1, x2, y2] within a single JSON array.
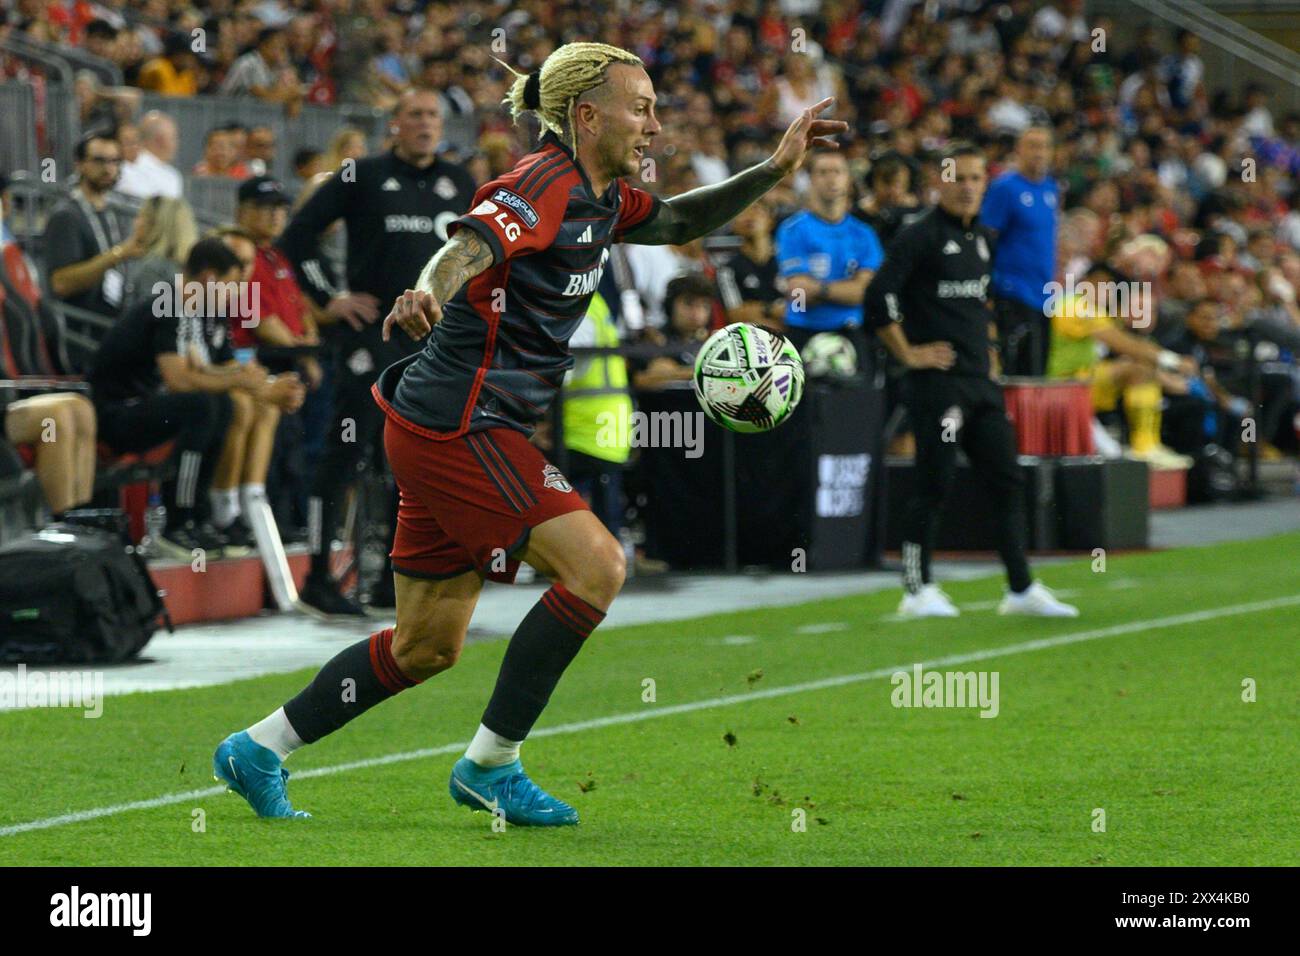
[[542, 464, 572, 493]]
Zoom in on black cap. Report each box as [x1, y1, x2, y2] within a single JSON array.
[[238, 175, 290, 206]]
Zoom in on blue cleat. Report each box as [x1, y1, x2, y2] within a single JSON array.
[[213, 731, 311, 819], [449, 757, 579, 827]]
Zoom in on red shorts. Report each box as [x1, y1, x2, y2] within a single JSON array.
[[382, 415, 588, 583]]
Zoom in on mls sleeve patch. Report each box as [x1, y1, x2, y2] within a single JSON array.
[[490, 189, 540, 228]]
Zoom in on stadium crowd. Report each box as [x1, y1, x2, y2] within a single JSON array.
[[2, 0, 1299, 605]]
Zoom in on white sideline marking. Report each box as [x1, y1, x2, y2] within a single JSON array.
[[2, 594, 1297, 839], [796, 622, 849, 634]]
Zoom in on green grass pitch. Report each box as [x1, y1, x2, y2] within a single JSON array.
[[2, 532, 1297, 866]]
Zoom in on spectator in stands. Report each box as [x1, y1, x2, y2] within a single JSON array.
[[117, 110, 184, 200], [367, 17, 409, 107], [1160, 297, 1257, 459], [1159, 258, 1209, 337], [287, 12, 333, 106], [1162, 28, 1205, 114], [1046, 262, 1195, 466], [776, 148, 884, 369], [87, 238, 252, 554], [137, 31, 199, 97], [224, 123, 250, 166], [245, 125, 277, 177], [202, 223, 309, 553], [624, 235, 714, 333], [293, 148, 323, 184], [46, 131, 149, 320], [74, 70, 126, 135], [631, 275, 716, 391], [854, 152, 920, 244], [115, 119, 140, 164], [717, 198, 784, 332], [193, 126, 250, 179], [3, 393, 97, 519], [981, 125, 1060, 376], [123, 196, 199, 311], [232, 177, 323, 389], [762, 51, 842, 130], [220, 25, 304, 112], [1240, 82, 1275, 139], [293, 126, 367, 209], [82, 18, 118, 64], [222, 191, 322, 540]]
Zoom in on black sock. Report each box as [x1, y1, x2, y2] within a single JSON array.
[[481, 584, 606, 742], [282, 628, 419, 743]]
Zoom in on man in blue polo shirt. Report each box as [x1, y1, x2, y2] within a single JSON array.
[[776, 149, 885, 373], [980, 126, 1059, 376]]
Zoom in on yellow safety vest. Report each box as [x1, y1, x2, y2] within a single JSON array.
[[564, 292, 633, 464]]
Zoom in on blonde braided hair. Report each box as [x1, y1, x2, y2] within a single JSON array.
[[494, 42, 644, 149]]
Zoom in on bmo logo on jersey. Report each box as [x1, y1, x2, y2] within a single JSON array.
[[937, 276, 990, 299], [562, 248, 610, 297], [386, 211, 458, 240], [385, 215, 433, 233]]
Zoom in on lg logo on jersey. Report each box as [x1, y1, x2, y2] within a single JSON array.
[[469, 198, 524, 243]]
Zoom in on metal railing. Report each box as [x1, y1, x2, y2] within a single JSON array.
[[0, 84, 41, 178], [135, 93, 391, 186], [1, 32, 121, 88], [1089, 0, 1300, 108]]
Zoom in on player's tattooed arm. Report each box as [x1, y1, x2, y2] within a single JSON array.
[[415, 228, 495, 306], [383, 229, 495, 341], [625, 97, 847, 246], [623, 160, 785, 246]]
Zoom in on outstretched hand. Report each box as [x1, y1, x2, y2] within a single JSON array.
[[770, 97, 850, 176], [382, 289, 442, 342]]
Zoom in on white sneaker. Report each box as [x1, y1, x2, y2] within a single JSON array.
[[998, 581, 1079, 617], [898, 584, 960, 618], [1126, 445, 1194, 470]]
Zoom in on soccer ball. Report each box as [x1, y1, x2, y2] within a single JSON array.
[[800, 332, 858, 379], [693, 323, 805, 433]]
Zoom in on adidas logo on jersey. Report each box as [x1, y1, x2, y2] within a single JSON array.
[[942, 240, 962, 255], [382, 178, 401, 191], [577, 225, 593, 243]]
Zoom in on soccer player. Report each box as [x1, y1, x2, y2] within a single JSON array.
[[215, 42, 846, 824], [864, 142, 1078, 620]]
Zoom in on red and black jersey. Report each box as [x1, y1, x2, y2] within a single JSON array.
[[373, 130, 662, 439]]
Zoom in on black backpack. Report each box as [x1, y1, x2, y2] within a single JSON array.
[[0, 511, 169, 663]]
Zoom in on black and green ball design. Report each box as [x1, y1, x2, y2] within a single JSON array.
[[692, 323, 805, 433]]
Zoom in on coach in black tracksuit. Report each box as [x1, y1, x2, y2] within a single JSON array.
[[277, 88, 476, 615], [863, 143, 1036, 608]]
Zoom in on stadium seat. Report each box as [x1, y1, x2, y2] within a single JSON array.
[[0, 240, 75, 376]]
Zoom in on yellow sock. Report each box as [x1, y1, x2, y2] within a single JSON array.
[[1123, 382, 1162, 453]]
